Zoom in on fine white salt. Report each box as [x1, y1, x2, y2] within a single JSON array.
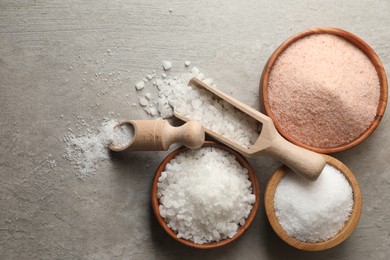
[[64, 119, 126, 179], [157, 147, 256, 244], [274, 164, 353, 242]]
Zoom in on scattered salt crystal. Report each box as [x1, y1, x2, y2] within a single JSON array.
[[47, 159, 57, 168], [274, 164, 353, 242], [145, 93, 151, 99], [158, 147, 255, 244], [203, 78, 213, 85], [135, 81, 145, 91], [184, 61, 191, 67], [191, 66, 200, 75], [139, 97, 148, 106], [162, 60, 172, 71], [162, 73, 167, 78], [136, 67, 259, 148], [64, 119, 126, 179], [149, 106, 158, 116]]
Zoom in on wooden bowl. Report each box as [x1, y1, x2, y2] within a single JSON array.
[[260, 27, 388, 154], [264, 155, 362, 251], [151, 141, 260, 249]]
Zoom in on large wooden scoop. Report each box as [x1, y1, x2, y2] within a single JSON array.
[[174, 78, 326, 181]]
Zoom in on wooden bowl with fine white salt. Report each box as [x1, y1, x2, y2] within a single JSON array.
[[151, 141, 260, 249], [264, 155, 362, 251], [260, 27, 388, 154]]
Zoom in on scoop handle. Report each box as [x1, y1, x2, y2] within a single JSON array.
[[110, 120, 205, 151], [263, 133, 326, 180]]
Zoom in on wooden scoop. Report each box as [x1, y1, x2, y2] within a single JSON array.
[[174, 78, 326, 181], [109, 120, 205, 152]]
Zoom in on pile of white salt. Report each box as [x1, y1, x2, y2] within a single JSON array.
[[137, 64, 260, 148], [64, 119, 134, 179], [274, 164, 353, 242], [157, 147, 256, 244], [268, 34, 380, 148]]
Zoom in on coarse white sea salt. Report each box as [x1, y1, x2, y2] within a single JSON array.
[[136, 67, 259, 148], [171, 81, 259, 148], [162, 60, 172, 71], [64, 119, 128, 179], [274, 164, 353, 242], [135, 81, 145, 91], [157, 147, 256, 244]]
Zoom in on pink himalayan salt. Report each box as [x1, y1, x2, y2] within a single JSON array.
[[268, 34, 380, 148]]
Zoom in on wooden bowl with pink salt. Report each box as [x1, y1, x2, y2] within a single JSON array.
[[260, 27, 388, 154], [151, 141, 260, 249], [264, 155, 362, 251]]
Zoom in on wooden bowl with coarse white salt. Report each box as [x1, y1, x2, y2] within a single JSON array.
[[151, 141, 260, 249]]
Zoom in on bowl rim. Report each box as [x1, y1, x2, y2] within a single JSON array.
[[264, 155, 362, 251], [260, 27, 388, 154], [151, 141, 261, 249]]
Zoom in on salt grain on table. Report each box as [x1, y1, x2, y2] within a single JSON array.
[[162, 60, 172, 71]]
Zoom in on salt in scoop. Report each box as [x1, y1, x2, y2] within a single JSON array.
[[174, 78, 326, 181], [109, 120, 205, 152]]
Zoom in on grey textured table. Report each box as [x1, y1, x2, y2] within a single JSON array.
[[1, 1, 389, 259]]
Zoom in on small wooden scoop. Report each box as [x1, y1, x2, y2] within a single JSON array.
[[109, 120, 205, 152], [174, 78, 326, 181]]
